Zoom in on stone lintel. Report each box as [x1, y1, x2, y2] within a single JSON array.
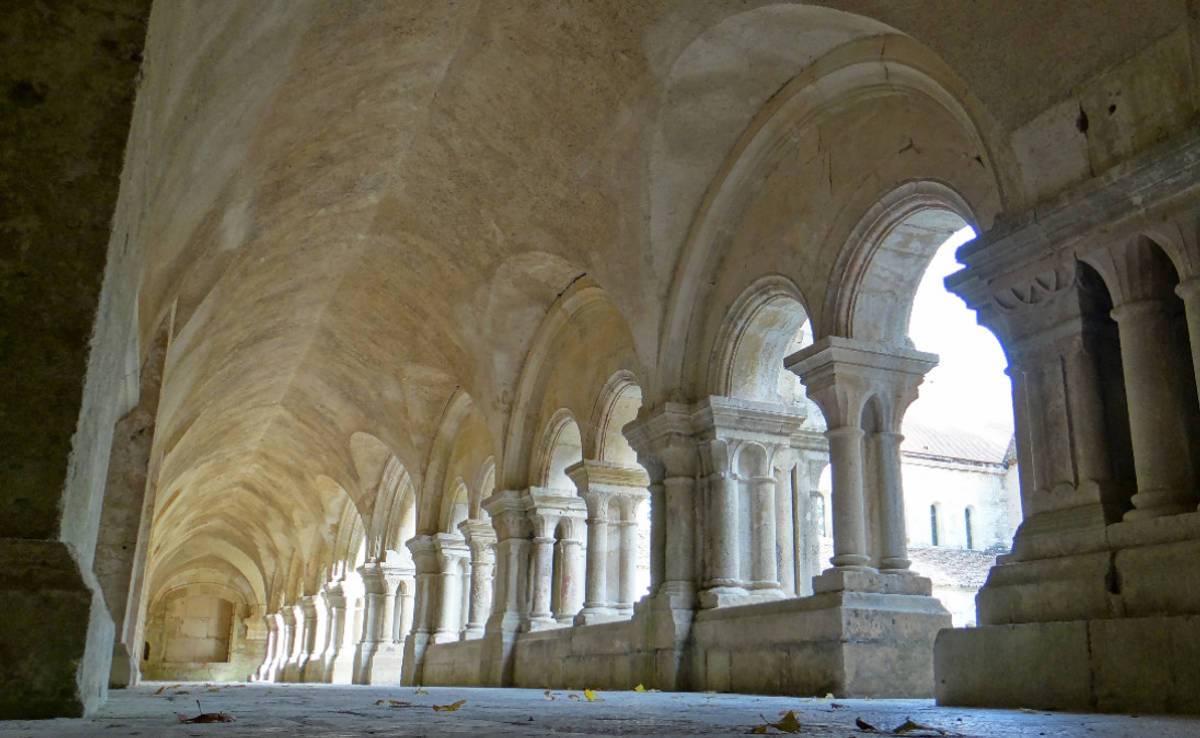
[[786, 336, 938, 386], [948, 127, 1200, 307], [565, 459, 649, 492], [692, 395, 806, 445], [525, 486, 587, 518]]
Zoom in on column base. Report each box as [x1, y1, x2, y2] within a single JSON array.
[[364, 642, 405, 685], [524, 615, 560, 631], [0, 539, 114, 719], [693, 590, 949, 697], [575, 606, 619, 625], [326, 651, 356, 684], [698, 585, 748, 609], [812, 568, 931, 595], [936, 616, 1200, 713], [461, 625, 485, 640]]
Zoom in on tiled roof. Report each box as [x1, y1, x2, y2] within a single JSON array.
[[907, 545, 1002, 588], [901, 422, 1013, 466]]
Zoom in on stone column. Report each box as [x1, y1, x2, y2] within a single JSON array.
[[1175, 276, 1200, 409], [1111, 299, 1196, 517], [401, 537, 437, 685], [457, 519, 496, 639], [269, 609, 291, 681], [432, 534, 470, 643], [553, 537, 582, 622], [773, 461, 796, 596], [701, 439, 744, 605], [281, 603, 305, 682], [300, 594, 328, 682], [750, 471, 779, 590], [480, 490, 533, 686], [358, 558, 412, 685], [788, 336, 936, 587], [528, 523, 555, 629], [614, 492, 646, 613], [525, 487, 587, 629], [254, 613, 279, 682], [568, 461, 647, 623], [322, 583, 356, 683]]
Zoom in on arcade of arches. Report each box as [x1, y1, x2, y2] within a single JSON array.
[[6, 0, 1200, 723]]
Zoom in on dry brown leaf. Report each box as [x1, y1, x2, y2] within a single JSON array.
[[375, 699, 387, 706], [892, 718, 948, 735], [206, 687, 221, 693], [749, 725, 770, 734], [773, 710, 802, 733], [153, 685, 166, 695], [177, 712, 234, 724], [432, 698, 466, 712], [388, 699, 411, 707], [856, 717, 881, 733]]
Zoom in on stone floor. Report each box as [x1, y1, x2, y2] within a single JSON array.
[[2, 684, 1198, 737]]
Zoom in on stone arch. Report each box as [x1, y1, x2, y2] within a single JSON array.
[[827, 181, 976, 346], [588, 370, 644, 466], [500, 274, 643, 491], [656, 25, 1008, 401], [709, 275, 813, 404], [533, 411, 584, 491]]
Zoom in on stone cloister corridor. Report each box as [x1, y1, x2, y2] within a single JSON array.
[[5, 0, 1200, 734]]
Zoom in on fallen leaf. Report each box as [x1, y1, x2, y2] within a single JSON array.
[[633, 684, 646, 692], [568, 693, 581, 701], [388, 699, 411, 707], [892, 717, 948, 735], [750, 725, 770, 734], [831, 702, 847, 710], [177, 712, 235, 724], [543, 690, 556, 701], [856, 717, 881, 733], [583, 688, 599, 702], [153, 686, 166, 696], [205, 687, 220, 693], [375, 699, 387, 706], [414, 687, 429, 696], [432, 699, 466, 712], [174, 690, 190, 695], [772, 710, 802, 733]]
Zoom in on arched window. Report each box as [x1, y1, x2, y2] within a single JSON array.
[[964, 507, 975, 550], [930, 504, 940, 547]]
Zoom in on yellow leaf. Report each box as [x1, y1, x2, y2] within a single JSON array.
[[432, 698, 466, 713], [633, 684, 646, 692], [583, 688, 598, 702], [772, 710, 802, 733]]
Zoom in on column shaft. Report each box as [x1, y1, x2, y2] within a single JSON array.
[[1113, 300, 1196, 517], [873, 431, 910, 571], [827, 426, 871, 569]]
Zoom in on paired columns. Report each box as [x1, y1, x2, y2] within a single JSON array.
[[693, 397, 804, 608], [356, 558, 414, 685], [458, 519, 497, 639], [786, 337, 936, 588], [567, 460, 648, 624], [526, 488, 586, 629]]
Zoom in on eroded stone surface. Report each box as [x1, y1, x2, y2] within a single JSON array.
[[3, 685, 1198, 738]]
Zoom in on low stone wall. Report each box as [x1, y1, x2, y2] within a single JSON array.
[[511, 620, 640, 690], [421, 638, 486, 686], [418, 591, 949, 697], [141, 659, 254, 683], [691, 592, 949, 697]]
